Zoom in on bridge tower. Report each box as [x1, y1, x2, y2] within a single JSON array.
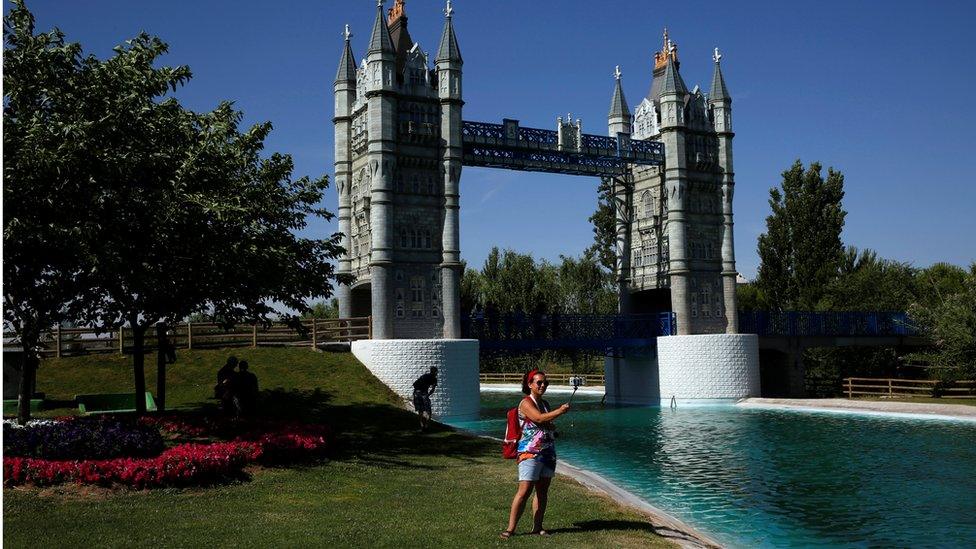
[[334, 0, 461, 339], [625, 31, 739, 335]]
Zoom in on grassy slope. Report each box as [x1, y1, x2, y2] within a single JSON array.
[[4, 349, 672, 548]]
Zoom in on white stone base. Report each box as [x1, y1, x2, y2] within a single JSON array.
[[658, 333, 760, 401], [350, 339, 480, 420]]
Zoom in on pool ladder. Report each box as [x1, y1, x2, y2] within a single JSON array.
[[670, 395, 677, 409]]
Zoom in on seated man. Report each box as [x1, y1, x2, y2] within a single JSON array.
[[215, 356, 238, 400], [234, 360, 259, 416]]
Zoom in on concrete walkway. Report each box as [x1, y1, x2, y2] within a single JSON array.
[[739, 397, 976, 421]]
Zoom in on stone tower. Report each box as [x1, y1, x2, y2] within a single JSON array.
[[334, 0, 461, 339], [618, 31, 738, 334]]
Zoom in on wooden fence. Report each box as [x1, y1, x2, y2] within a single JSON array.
[[479, 372, 605, 386], [7, 317, 372, 357], [843, 377, 976, 399]]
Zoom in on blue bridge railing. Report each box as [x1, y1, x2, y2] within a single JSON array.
[[737, 311, 917, 337], [461, 312, 676, 353]]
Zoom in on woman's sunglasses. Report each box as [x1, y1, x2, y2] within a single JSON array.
[[533, 380, 549, 387]]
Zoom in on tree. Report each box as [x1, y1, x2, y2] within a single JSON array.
[[823, 246, 917, 311], [586, 178, 616, 272], [558, 253, 615, 314], [3, 2, 346, 415], [3, 2, 99, 422], [304, 299, 340, 319], [909, 263, 976, 379], [756, 160, 846, 310]]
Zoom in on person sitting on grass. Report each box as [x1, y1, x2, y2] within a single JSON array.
[[215, 355, 238, 399], [233, 360, 259, 416], [501, 369, 570, 539], [412, 367, 438, 432]]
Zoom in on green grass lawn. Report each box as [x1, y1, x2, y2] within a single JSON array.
[[4, 348, 674, 548]]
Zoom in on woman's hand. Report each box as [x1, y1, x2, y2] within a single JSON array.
[[557, 403, 570, 415]]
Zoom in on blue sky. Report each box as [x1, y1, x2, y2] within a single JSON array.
[[13, 0, 976, 278]]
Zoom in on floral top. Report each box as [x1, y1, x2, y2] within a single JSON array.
[[517, 396, 556, 460]]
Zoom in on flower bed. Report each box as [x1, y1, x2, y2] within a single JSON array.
[[3, 416, 330, 489], [4, 417, 165, 460]]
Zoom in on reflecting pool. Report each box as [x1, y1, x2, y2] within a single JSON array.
[[448, 391, 976, 548]]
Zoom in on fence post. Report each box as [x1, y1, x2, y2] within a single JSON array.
[[252, 323, 258, 348], [119, 326, 124, 354], [367, 316, 373, 339], [55, 324, 62, 359], [312, 318, 318, 349], [846, 378, 852, 399], [186, 321, 193, 350], [888, 379, 893, 397]]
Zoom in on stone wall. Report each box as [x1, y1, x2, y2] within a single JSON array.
[[350, 339, 480, 420], [657, 333, 760, 401]]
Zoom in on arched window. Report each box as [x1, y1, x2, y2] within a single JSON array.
[[642, 191, 653, 218], [633, 247, 642, 267], [427, 176, 434, 194], [424, 230, 431, 249], [412, 175, 420, 193], [400, 229, 408, 248]]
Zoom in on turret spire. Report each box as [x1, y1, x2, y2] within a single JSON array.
[[609, 65, 630, 118], [368, 0, 395, 54], [436, 0, 462, 63], [335, 24, 357, 83], [709, 47, 730, 102], [658, 30, 687, 96]]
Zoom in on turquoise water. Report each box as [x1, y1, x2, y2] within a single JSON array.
[[449, 391, 976, 548]]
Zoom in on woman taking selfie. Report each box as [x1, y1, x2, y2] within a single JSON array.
[[501, 369, 570, 539]]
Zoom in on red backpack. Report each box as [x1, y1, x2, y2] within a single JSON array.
[[502, 398, 527, 459]]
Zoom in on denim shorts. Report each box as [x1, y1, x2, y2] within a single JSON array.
[[517, 455, 556, 482]]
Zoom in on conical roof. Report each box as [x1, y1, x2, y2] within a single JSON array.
[[660, 57, 687, 97], [335, 29, 357, 83], [368, 1, 394, 55], [609, 76, 630, 118], [435, 4, 462, 63], [710, 58, 730, 102]]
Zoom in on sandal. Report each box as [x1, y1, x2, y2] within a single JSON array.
[[499, 530, 514, 540]]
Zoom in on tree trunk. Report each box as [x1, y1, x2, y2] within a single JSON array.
[[131, 323, 147, 414], [16, 340, 39, 425], [155, 323, 167, 412]]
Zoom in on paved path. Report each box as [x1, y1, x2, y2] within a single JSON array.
[[739, 398, 976, 421]]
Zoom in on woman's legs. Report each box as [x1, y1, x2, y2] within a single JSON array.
[[532, 476, 552, 533], [506, 480, 535, 533]]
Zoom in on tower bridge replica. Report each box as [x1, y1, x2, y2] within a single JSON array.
[[335, 1, 759, 418]]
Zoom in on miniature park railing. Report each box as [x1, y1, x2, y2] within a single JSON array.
[[461, 312, 677, 353], [480, 372, 606, 386], [738, 311, 917, 338], [5, 317, 372, 358], [844, 377, 975, 399]]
